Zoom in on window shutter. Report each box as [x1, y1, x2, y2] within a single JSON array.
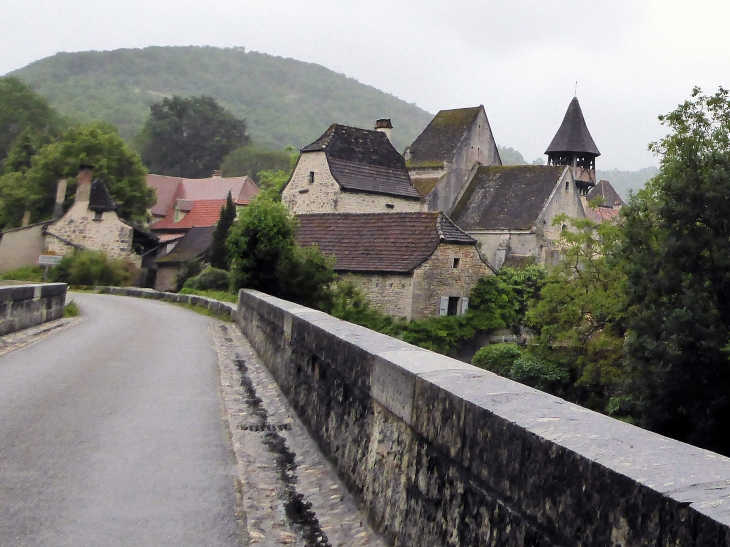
[[439, 297, 449, 316], [460, 297, 469, 315]]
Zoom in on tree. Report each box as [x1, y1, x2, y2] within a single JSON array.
[[221, 144, 293, 181], [226, 194, 335, 310], [527, 214, 627, 410], [0, 76, 63, 165], [209, 191, 237, 269], [621, 87, 730, 454], [0, 123, 153, 227], [137, 95, 249, 178]]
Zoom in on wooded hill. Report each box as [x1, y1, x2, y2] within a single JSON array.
[[10, 46, 434, 152]]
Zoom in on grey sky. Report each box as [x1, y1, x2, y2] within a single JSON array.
[[2, 0, 729, 170]]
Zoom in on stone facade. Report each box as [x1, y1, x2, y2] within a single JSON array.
[[411, 243, 491, 319], [45, 203, 140, 265], [346, 273, 414, 319], [283, 152, 422, 214], [154, 265, 180, 293], [237, 288, 730, 547]]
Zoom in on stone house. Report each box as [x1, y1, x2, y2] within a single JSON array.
[[154, 226, 216, 292], [583, 179, 625, 224], [450, 165, 583, 268], [404, 106, 502, 215], [295, 212, 492, 319], [282, 123, 423, 215]]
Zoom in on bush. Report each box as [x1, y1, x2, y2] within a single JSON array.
[[175, 259, 202, 291], [472, 343, 523, 375], [48, 251, 137, 287], [182, 267, 230, 291]]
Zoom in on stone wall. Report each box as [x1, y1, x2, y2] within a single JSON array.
[[0, 222, 49, 274], [97, 286, 236, 318], [411, 243, 492, 319], [45, 202, 141, 265], [237, 288, 730, 547], [283, 152, 422, 214], [0, 283, 66, 336], [345, 273, 414, 319]]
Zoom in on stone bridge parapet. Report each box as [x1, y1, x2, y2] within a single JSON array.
[[237, 288, 730, 547], [0, 283, 67, 336]]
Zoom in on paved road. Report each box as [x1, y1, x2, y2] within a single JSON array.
[[0, 293, 242, 546]]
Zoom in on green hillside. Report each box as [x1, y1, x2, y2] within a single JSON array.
[[10, 46, 433, 152]]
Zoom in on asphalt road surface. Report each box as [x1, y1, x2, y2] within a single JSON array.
[[0, 293, 242, 546]]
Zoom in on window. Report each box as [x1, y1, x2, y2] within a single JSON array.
[[447, 297, 460, 316], [309, 171, 315, 184], [385, 203, 395, 209], [565, 180, 570, 191], [440, 296, 469, 316], [452, 257, 460, 268]]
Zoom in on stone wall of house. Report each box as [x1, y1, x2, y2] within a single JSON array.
[[344, 273, 414, 319], [0, 283, 66, 336], [426, 109, 502, 215], [283, 152, 422, 214], [470, 231, 541, 268], [45, 202, 141, 266], [411, 243, 491, 319], [154, 264, 181, 292], [0, 223, 48, 274], [539, 167, 586, 243], [237, 288, 730, 547]]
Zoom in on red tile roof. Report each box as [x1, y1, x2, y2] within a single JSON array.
[[296, 212, 476, 273], [146, 174, 259, 217], [150, 199, 227, 230], [585, 206, 622, 224]]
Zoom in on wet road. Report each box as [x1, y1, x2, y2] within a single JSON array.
[[0, 293, 242, 546]]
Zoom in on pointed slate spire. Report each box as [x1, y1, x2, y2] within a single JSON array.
[[545, 97, 600, 156]]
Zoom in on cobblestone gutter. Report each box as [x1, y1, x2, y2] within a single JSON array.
[[211, 321, 387, 547]]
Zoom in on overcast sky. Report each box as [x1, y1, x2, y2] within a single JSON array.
[[2, 0, 729, 170]]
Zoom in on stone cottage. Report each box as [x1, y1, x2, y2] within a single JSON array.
[[404, 106, 502, 214], [154, 226, 216, 292], [282, 123, 423, 214], [295, 212, 492, 319], [583, 179, 625, 224], [44, 166, 158, 268]]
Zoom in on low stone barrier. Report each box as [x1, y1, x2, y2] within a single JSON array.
[[237, 288, 730, 547], [96, 287, 236, 318], [0, 283, 67, 336]]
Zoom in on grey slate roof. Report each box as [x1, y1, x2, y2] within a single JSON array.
[[156, 225, 215, 264], [88, 179, 116, 212], [545, 97, 601, 156], [295, 212, 476, 273], [587, 179, 625, 208], [301, 124, 420, 199], [406, 107, 481, 168], [451, 165, 566, 231]]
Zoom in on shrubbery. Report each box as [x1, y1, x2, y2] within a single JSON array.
[[472, 342, 568, 392], [48, 250, 137, 286], [182, 267, 230, 291]]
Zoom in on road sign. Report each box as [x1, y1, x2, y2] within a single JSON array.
[[38, 254, 62, 266]]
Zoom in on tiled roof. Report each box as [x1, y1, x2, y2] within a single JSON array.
[[146, 174, 258, 217], [156, 226, 216, 264], [147, 174, 183, 217], [295, 212, 476, 273], [88, 179, 116, 212], [585, 206, 622, 224], [406, 107, 481, 168], [158, 233, 184, 243], [301, 124, 420, 199], [150, 199, 227, 230], [587, 179, 625, 208], [451, 165, 566, 231], [545, 97, 601, 156]]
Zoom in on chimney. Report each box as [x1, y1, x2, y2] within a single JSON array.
[[212, 170, 222, 178], [375, 119, 393, 143], [53, 179, 67, 219], [75, 164, 94, 202]]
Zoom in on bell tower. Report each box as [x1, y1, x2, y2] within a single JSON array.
[[545, 97, 600, 195]]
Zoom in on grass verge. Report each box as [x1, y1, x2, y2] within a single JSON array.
[[64, 301, 80, 317]]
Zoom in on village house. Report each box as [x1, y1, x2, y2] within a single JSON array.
[[404, 105, 502, 215], [583, 179, 626, 224], [154, 226, 216, 292], [295, 212, 491, 319], [436, 97, 604, 268], [0, 166, 158, 276], [282, 122, 423, 214]]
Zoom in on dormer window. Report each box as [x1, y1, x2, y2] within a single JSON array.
[[309, 171, 315, 184]]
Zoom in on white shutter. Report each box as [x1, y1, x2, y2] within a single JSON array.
[[460, 297, 469, 315], [439, 297, 449, 316]]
